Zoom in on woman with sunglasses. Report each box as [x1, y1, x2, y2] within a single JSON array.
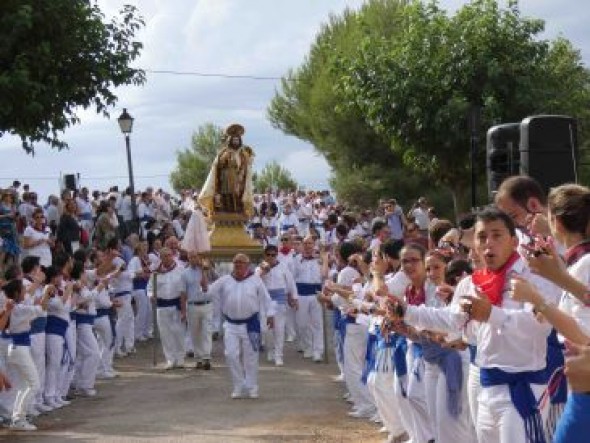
[[22, 208, 54, 268]]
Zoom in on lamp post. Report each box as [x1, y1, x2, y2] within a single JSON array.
[[117, 108, 138, 233]]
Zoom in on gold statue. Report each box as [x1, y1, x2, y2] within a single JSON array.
[[198, 123, 255, 218]]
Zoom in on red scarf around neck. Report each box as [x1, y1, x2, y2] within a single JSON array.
[[405, 283, 426, 306], [471, 252, 520, 306], [564, 240, 590, 268]]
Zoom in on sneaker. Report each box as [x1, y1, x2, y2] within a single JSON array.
[[313, 354, 323, 363], [379, 426, 389, 434], [27, 407, 40, 418], [127, 347, 137, 355], [46, 398, 62, 409], [266, 352, 273, 362], [248, 389, 259, 399], [332, 374, 345, 382], [231, 390, 243, 399], [163, 361, 175, 371], [173, 361, 185, 369], [115, 351, 128, 358], [275, 358, 284, 367], [10, 419, 37, 431], [285, 335, 295, 343], [202, 360, 211, 370], [77, 388, 97, 397], [37, 403, 53, 413], [57, 397, 71, 406]]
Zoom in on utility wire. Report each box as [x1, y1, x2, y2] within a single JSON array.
[[145, 69, 282, 81]]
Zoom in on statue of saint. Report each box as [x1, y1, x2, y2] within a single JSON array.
[[198, 124, 255, 217]]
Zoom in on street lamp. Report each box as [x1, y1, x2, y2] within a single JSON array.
[[117, 108, 138, 233]]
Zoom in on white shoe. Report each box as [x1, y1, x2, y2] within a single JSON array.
[[371, 413, 382, 423], [46, 398, 62, 409], [285, 335, 295, 343], [303, 351, 313, 359], [77, 388, 97, 397], [313, 354, 323, 362], [348, 408, 374, 419], [379, 426, 389, 434], [127, 347, 137, 354], [266, 352, 273, 362], [275, 358, 284, 367], [27, 407, 41, 418], [37, 403, 53, 413], [115, 351, 128, 358], [332, 374, 345, 382], [57, 397, 71, 406], [248, 389, 259, 399], [173, 361, 185, 369], [231, 391, 243, 399], [163, 361, 175, 370], [10, 419, 37, 431]]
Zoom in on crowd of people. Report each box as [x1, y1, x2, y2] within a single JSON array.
[[1, 176, 590, 443]]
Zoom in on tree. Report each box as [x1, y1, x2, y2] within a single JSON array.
[[254, 160, 298, 193], [0, 1, 145, 153], [169, 123, 223, 193], [338, 0, 590, 213]]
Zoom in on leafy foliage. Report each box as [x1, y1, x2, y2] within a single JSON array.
[[0, 1, 145, 152], [254, 160, 298, 193], [169, 123, 223, 193]]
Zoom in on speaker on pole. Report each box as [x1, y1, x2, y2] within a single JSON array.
[[63, 174, 77, 191], [520, 115, 578, 193], [486, 123, 520, 199]]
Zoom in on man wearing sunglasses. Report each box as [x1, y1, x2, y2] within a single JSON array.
[[257, 245, 298, 366], [209, 254, 274, 399]]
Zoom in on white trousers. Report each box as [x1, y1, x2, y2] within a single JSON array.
[[477, 383, 546, 443], [265, 304, 287, 360], [187, 303, 213, 361], [93, 315, 114, 375], [30, 332, 46, 407], [44, 333, 66, 401], [223, 322, 259, 392], [406, 347, 434, 443], [0, 338, 18, 417], [7, 345, 39, 422], [74, 324, 100, 390], [424, 359, 475, 443], [393, 371, 415, 438], [367, 366, 406, 436], [285, 305, 297, 341], [343, 324, 374, 412], [295, 295, 324, 357], [60, 318, 77, 397], [468, 363, 481, 428], [133, 288, 152, 339], [156, 306, 185, 365], [115, 294, 135, 352]]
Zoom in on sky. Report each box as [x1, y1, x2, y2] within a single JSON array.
[[1, 0, 589, 201]]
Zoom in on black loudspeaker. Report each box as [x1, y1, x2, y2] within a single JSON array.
[[486, 123, 520, 199], [64, 174, 77, 191], [520, 115, 578, 192]]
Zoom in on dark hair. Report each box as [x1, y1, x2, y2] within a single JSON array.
[[327, 213, 338, 225], [401, 243, 427, 259], [21, 256, 41, 274], [547, 184, 590, 236], [495, 175, 547, 208], [44, 265, 61, 284], [4, 264, 22, 281], [2, 279, 23, 300], [335, 223, 349, 238], [339, 241, 363, 262], [445, 259, 473, 286], [429, 219, 454, 246], [264, 244, 278, 254], [70, 261, 85, 280], [475, 207, 516, 237], [73, 249, 88, 264], [53, 252, 71, 271], [106, 237, 119, 251], [380, 239, 405, 260], [372, 220, 387, 235]]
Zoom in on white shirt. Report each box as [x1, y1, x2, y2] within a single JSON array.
[[293, 255, 323, 285], [405, 258, 552, 372], [147, 265, 184, 301], [109, 257, 134, 294], [23, 225, 53, 267], [277, 250, 296, 276], [47, 293, 72, 321], [117, 195, 133, 222], [411, 207, 430, 230], [9, 303, 44, 334], [559, 254, 590, 337], [257, 262, 298, 298], [385, 271, 410, 298]]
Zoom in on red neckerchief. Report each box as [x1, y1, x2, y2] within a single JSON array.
[[472, 252, 520, 307], [280, 246, 291, 255], [564, 240, 590, 268], [301, 254, 315, 261], [32, 224, 46, 233], [157, 262, 177, 274], [232, 271, 254, 282], [405, 283, 426, 306]]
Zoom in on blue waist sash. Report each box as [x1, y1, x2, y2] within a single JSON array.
[[361, 332, 378, 384], [156, 297, 181, 310], [281, 224, 295, 231], [268, 288, 288, 305], [224, 313, 261, 351], [69, 312, 77, 321], [423, 341, 463, 418], [553, 393, 590, 443], [30, 316, 47, 334], [45, 315, 69, 337], [391, 334, 408, 397], [469, 345, 478, 365], [114, 291, 131, 298], [96, 307, 112, 317], [346, 315, 357, 324], [11, 331, 32, 346], [133, 278, 149, 290], [296, 283, 321, 296], [546, 329, 567, 405], [480, 367, 548, 443], [80, 213, 93, 221], [76, 313, 95, 325]]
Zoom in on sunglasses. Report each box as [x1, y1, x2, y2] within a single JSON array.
[[266, 253, 277, 257]]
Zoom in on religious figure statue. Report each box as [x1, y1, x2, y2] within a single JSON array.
[[198, 123, 255, 218]]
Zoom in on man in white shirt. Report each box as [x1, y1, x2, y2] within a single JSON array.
[[409, 197, 430, 236], [209, 254, 274, 399]]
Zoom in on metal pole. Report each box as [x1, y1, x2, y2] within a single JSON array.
[[125, 133, 138, 233]]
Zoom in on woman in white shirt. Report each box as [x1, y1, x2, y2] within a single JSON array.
[[22, 208, 54, 268]]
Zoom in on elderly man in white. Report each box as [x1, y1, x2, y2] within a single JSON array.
[[210, 254, 274, 399]]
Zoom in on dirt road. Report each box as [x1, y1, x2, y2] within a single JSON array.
[[2, 337, 382, 442]]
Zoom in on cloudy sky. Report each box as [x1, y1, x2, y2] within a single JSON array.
[[1, 0, 589, 200]]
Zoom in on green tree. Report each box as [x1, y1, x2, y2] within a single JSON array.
[[338, 0, 590, 213], [254, 160, 298, 193], [169, 123, 223, 193], [0, 1, 145, 153]]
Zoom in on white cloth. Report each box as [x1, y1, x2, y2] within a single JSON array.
[[187, 303, 213, 362], [558, 253, 590, 337], [181, 209, 210, 253], [22, 226, 53, 267]]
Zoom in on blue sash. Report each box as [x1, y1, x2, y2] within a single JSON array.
[[224, 313, 261, 351], [76, 313, 95, 325], [411, 342, 424, 381], [391, 334, 408, 397], [361, 331, 378, 384], [480, 367, 548, 443], [69, 311, 77, 321], [133, 278, 149, 290], [423, 342, 463, 418], [469, 345, 478, 365], [553, 393, 590, 443], [114, 291, 131, 298], [268, 288, 288, 305], [30, 316, 47, 334], [80, 213, 93, 221], [281, 224, 295, 231], [45, 315, 69, 337], [96, 308, 112, 317], [546, 329, 567, 404], [156, 297, 181, 310], [11, 331, 31, 346], [296, 283, 321, 296]]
